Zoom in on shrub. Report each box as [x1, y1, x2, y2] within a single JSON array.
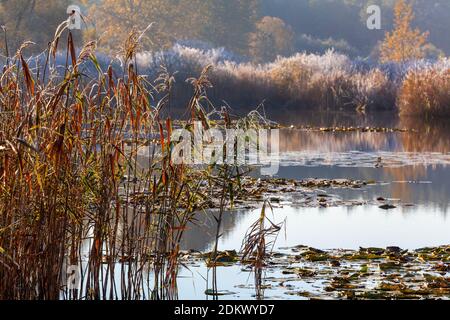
[[398, 65, 450, 117]]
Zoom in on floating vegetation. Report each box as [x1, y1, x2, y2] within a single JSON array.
[[379, 204, 397, 210], [277, 245, 450, 299], [127, 176, 374, 211], [165, 245, 450, 300], [283, 126, 414, 133], [193, 245, 450, 300], [294, 178, 372, 188], [204, 289, 236, 296], [279, 150, 450, 168]]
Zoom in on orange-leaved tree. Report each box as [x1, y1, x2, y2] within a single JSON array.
[[380, 0, 429, 63]]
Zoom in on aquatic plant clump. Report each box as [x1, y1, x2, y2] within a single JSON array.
[[0, 26, 274, 300], [271, 245, 450, 300], [398, 67, 450, 117]]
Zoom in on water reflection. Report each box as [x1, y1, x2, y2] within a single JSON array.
[[212, 205, 450, 251], [277, 165, 450, 209], [182, 119, 450, 252], [267, 110, 399, 128], [182, 200, 450, 252]]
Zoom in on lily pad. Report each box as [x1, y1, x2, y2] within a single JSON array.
[[379, 204, 397, 210], [204, 289, 236, 296]]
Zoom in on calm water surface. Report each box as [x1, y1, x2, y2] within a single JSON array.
[[128, 114, 450, 299], [173, 116, 450, 299]]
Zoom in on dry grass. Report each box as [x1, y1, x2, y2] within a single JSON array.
[[398, 67, 450, 117], [0, 25, 271, 300], [240, 201, 283, 299]]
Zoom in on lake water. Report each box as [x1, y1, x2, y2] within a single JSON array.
[[78, 113, 450, 300], [173, 115, 450, 299]]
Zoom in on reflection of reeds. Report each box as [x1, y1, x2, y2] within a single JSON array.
[[399, 118, 450, 153]]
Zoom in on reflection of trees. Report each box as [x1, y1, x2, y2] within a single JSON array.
[[279, 118, 450, 155], [278, 121, 450, 213], [279, 129, 394, 153], [141, 118, 450, 252], [180, 209, 244, 251], [279, 165, 448, 213], [389, 119, 450, 210], [379, 166, 449, 208], [270, 110, 398, 128], [399, 118, 450, 153]]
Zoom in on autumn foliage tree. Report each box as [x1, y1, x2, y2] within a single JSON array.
[[380, 0, 429, 63], [203, 0, 259, 55], [0, 0, 72, 53], [87, 0, 210, 52], [87, 0, 259, 55], [249, 16, 294, 63]]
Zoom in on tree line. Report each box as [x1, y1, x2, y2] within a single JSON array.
[[0, 0, 447, 62]]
